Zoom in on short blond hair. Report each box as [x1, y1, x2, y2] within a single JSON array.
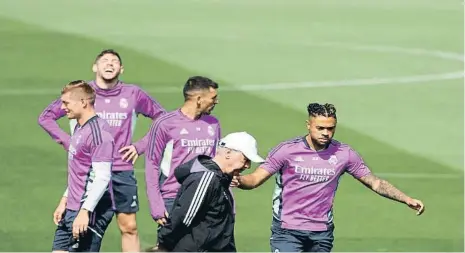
[[61, 80, 96, 105]]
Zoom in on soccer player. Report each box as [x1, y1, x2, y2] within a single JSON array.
[[39, 49, 165, 252], [237, 103, 425, 252], [51, 80, 115, 252], [145, 76, 222, 248]]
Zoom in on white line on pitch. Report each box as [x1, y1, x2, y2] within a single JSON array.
[[0, 42, 463, 96]]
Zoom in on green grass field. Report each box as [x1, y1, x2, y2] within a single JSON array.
[[0, 0, 463, 251]]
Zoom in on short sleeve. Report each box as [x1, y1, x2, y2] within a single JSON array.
[[345, 148, 372, 179], [90, 131, 115, 163], [261, 145, 287, 175]]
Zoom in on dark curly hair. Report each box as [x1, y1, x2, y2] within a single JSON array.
[[307, 103, 337, 120]]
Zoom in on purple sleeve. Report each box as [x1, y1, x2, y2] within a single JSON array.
[[345, 148, 372, 179], [135, 88, 165, 119], [145, 118, 168, 220], [133, 131, 150, 155], [261, 145, 287, 175], [133, 88, 166, 154], [90, 131, 115, 163], [37, 99, 71, 150]]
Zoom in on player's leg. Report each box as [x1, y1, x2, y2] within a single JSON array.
[[269, 219, 305, 253], [52, 209, 77, 253], [77, 202, 115, 252], [305, 225, 335, 252], [112, 171, 140, 252]]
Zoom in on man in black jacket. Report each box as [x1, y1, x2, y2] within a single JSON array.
[[156, 132, 265, 252]]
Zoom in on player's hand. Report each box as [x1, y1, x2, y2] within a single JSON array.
[[406, 198, 425, 215], [156, 211, 169, 226], [53, 197, 67, 225], [230, 176, 240, 188], [119, 145, 139, 164], [72, 209, 90, 239]]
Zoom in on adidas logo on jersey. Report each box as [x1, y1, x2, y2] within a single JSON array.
[[180, 128, 189, 135]]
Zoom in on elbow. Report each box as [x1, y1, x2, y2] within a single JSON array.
[[37, 116, 47, 127], [37, 116, 54, 129]]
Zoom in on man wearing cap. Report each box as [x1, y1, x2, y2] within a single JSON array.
[[156, 132, 264, 252]]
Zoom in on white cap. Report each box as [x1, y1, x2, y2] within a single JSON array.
[[219, 132, 265, 163]]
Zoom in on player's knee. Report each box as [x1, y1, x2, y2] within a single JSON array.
[[117, 214, 138, 235]]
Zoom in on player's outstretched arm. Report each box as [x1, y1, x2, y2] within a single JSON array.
[[238, 144, 284, 189], [38, 99, 70, 150], [346, 147, 425, 215], [145, 119, 169, 224], [357, 174, 425, 215], [237, 168, 273, 190]]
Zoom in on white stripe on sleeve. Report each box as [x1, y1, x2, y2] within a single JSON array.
[[81, 162, 112, 212], [183, 171, 214, 227]]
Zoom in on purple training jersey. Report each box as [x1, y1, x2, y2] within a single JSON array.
[[38, 81, 165, 171], [145, 109, 221, 220], [67, 116, 114, 211], [262, 136, 372, 231]]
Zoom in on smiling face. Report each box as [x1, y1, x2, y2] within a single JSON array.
[[60, 91, 83, 119], [59, 80, 96, 120], [92, 52, 123, 82]]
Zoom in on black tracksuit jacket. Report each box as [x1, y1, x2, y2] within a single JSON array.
[[158, 155, 236, 252]]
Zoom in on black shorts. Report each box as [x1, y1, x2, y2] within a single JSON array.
[[270, 218, 335, 252], [112, 170, 139, 214]]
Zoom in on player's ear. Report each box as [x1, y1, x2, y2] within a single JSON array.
[[305, 119, 311, 130], [195, 94, 202, 106], [224, 149, 232, 159], [92, 64, 98, 73], [120, 65, 124, 74]]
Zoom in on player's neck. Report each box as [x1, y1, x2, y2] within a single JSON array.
[[305, 135, 328, 151], [77, 110, 97, 126], [180, 103, 203, 120], [95, 77, 119, 89]]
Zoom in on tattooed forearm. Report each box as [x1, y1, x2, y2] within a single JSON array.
[[359, 174, 409, 203]]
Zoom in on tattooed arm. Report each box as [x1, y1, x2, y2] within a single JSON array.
[[358, 174, 409, 203], [346, 148, 425, 215], [357, 174, 425, 215]]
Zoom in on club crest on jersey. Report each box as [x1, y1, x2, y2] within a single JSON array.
[[207, 125, 215, 136], [119, 98, 128, 109], [328, 155, 338, 165]]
